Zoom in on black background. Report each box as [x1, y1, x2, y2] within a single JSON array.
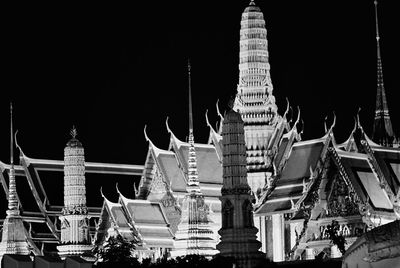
[[1, 0, 399, 168]]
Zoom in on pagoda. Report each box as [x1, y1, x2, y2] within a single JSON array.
[[234, 0, 283, 193], [57, 127, 92, 258], [217, 106, 265, 268], [170, 61, 217, 258], [0, 103, 31, 262]]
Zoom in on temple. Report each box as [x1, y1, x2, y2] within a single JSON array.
[[1, 0, 399, 265]]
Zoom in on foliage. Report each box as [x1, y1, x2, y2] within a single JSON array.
[[92, 234, 139, 266], [139, 254, 234, 268], [326, 220, 346, 254]]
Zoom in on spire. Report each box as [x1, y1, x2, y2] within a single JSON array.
[[187, 60, 200, 190], [7, 102, 19, 214], [0, 103, 31, 260], [170, 61, 217, 258], [372, 0, 396, 147], [188, 59, 193, 134]]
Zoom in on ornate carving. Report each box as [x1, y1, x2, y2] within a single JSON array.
[[150, 165, 167, 194], [327, 174, 359, 217], [222, 199, 234, 229]]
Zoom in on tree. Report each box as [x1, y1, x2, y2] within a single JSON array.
[[93, 234, 139, 266], [326, 220, 346, 255]]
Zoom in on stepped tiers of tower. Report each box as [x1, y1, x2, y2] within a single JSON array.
[[217, 108, 265, 268], [57, 129, 92, 259], [234, 1, 284, 194]]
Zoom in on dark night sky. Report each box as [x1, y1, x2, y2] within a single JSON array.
[[1, 0, 399, 166]]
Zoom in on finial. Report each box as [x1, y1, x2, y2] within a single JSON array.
[[374, 0, 382, 59], [188, 59, 193, 134], [216, 99, 224, 122], [300, 119, 305, 134], [294, 106, 301, 128], [143, 125, 150, 142], [283, 98, 290, 120], [249, 0, 256, 6], [100, 187, 105, 198], [288, 106, 293, 124], [133, 183, 139, 198], [116, 183, 121, 195], [70, 126, 78, 139], [330, 111, 337, 130], [324, 115, 328, 133], [165, 116, 172, 134], [356, 107, 362, 128], [205, 109, 211, 128], [10, 102, 14, 166]]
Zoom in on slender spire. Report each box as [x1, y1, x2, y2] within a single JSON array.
[[372, 0, 396, 146], [171, 61, 217, 258], [10, 103, 14, 167], [188, 59, 193, 134], [374, 0, 381, 58], [0, 103, 31, 260], [7, 102, 19, 214], [187, 60, 200, 189]]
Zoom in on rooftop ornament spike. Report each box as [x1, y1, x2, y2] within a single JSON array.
[[356, 107, 362, 128], [143, 125, 150, 142], [100, 187, 105, 198], [216, 99, 224, 120], [249, 0, 256, 6], [309, 166, 314, 179], [70, 126, 78, 139], [133, 183, 138, 197], [288, 106, 293, 124], [294, 106, 301, 128], [116, 183, 121, 195], [283, 98, 290, 120], [205, 109, 211, 128], [272, 160, 277, 176], [10, 102, 14, 166], [324, 115, 328, 133], [299, 119, 305, 135], [329, 111, 337, 131], [14, 130, 24, 156], [165, 116, 172, 134]]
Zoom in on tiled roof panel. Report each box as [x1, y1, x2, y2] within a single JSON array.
[[178, 145, 222, 184], [280, 142, 324, 183], [126, 202, 167, 225]]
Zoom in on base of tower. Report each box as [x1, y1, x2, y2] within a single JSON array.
[[217, 227, 265, 268], [57, 244, 94, 260]]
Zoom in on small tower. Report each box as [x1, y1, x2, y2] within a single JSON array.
[[57, 127, 92, 258], [217, 106, 265, 268], [371, 0, 398, 147], [0, 103, 31, 261], [170, 61, 217, 258]]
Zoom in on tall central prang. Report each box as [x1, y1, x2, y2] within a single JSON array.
[[234, 0, 280, 193]]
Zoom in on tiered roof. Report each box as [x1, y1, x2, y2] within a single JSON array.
[[0, 145, 143, 254], [96, 189, 174, 249]]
